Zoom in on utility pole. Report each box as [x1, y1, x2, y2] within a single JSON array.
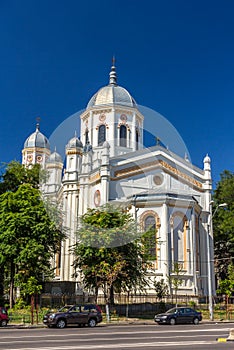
[[207, 201, 227, 321]]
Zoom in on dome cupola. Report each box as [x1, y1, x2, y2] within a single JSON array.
[[24, 123, 50, 150], [66, 136, 83, 150], [47, 150, 63, 164], [86, 60, 137, 109]]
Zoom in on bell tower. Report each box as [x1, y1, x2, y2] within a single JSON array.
[[79, 61, 144, 158]]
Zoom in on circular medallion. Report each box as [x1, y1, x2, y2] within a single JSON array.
[[120, 114, 127, 123], [94, 190, 101, 207], [37, 155, 43, 163], [153, 174, 163, 186], [99, 114, 106, 122], [27, 154, 33, 162]]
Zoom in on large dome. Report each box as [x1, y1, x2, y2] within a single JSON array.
[[24, 124, 50, 150], [86, 63, 137, 109]]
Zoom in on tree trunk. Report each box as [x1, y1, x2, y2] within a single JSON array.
[[9, 262, 15, 309], [103, 283, 110, 323], [94, 284, 99, 303], [0, 266, 4, 303], [110, 284, 114, 305], [31, 294, 34, 325]]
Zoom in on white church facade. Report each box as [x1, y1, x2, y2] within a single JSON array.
[[22, 63, 214, 297]]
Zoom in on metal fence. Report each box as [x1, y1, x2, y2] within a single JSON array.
[[40, 293, 234, 320]]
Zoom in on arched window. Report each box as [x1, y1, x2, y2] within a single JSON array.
[[120, 125, 127, 147], [85, 129, 89, 144], [98, 125, 106, 146], [144, 215, 156, 260], [136, 128, 139, 150], [172, 215, 186, 266]]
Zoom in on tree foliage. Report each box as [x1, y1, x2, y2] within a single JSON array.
[[0, 161, 65, 306], [216, 263, 234, 297], [153, 278, 168, 301], [0, 161, 45, 194], [77, 205, 142, 248], [213, 170, 234, 281], [73, 205, 151, 304]]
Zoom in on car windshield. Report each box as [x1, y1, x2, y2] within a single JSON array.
[[58, 306, 73, 312], [166, 308, 179, 314]]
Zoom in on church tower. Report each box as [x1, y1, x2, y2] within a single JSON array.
[[79, 60, 144, 158]]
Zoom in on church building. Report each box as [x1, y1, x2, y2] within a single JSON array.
[[22, 62, 214, 297]]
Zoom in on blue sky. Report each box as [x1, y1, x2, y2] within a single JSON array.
[[0, 0, 233, 186]]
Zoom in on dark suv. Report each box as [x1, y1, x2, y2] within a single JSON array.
[[43, 304, 102, 329], [0, 307, 9, 327]]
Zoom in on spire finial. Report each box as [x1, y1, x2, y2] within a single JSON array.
[[36, 117, 40, 131], [109, 56, 117, 85]]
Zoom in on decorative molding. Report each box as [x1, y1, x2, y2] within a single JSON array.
[[115, 109, 132, 115], [158, 160, 202, 189], [112, 159, 203, 190], [139, 210, 160, 230], [66, 150, 82, 156], [114, 160, 159, 179], [89, 172, 101, 183], [81, 112, 90, 121], [92, 109, 112, 115], [22, 147, 50, 155]]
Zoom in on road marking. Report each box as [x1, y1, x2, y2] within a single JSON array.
[[0, 326, 231, 339], [6, 340, 218, 350]]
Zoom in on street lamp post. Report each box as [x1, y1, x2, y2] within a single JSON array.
[[207, 202, 227, 321]]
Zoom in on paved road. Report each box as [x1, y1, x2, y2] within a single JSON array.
[[0, 323, 233, 350]]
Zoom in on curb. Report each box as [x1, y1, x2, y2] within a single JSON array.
[[7, 319, 234, 329]]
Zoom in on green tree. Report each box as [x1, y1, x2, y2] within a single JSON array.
[[153, 278, 168, 301], [73, 205, 150, 312], [167, 262, 184, 306], [216, 266, 234, 297], [0, 183, 65, 308], [213, 170, 234, 281], [0, 161, 45, 194]]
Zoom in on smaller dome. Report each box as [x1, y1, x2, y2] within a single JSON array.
[[66, 136, 83, 149], [47, 151, 63, 164], [24, 124, 50, 150]]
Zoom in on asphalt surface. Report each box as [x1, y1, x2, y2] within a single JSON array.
[[1, 323, 234, 350]]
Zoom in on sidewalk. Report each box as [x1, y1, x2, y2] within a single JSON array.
[[7, 318, 234, 329]]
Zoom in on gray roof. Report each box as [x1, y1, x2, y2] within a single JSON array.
[[66, 136, 83, 149], [47, 151, 63, 164], [24, 124, 50, 150]]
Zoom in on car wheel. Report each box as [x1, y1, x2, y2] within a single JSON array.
[[88, 318, 97, 327], [56, 319, 66, 329], [193, 317, 199, 325], [0, 320, 7, 327], [169, 318, 176, 325]]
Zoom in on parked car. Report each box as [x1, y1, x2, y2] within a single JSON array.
[[154, 307, 202, 325], [0, 307, 9, 327], [43, 304, 103, 329]]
